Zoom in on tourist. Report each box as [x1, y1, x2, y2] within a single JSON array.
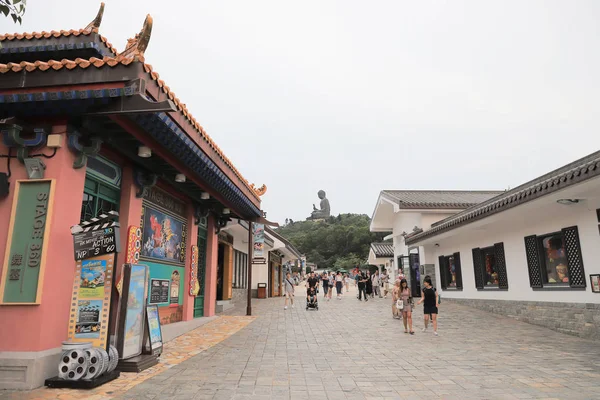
[[357, 271, 368, 301], [321, 272, 329, 298], [305, 271, 319, 304], [399, 278, 414, 334], [284, 272, 295, 310], [372, 270, 382, 298], [344, 273, 351, 293], [381, 269, 390, 299], [391, 279, 400, 319], [417, 276, 439, 336], [366, 271, 373, 299], [335, 271, 343, 299], [328, 272, 335, 301]]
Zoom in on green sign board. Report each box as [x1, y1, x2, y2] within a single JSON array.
[[1, 179, 55, 304]]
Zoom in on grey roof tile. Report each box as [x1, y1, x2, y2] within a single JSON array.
[[381, 190, 502, 209], [370, 242, 394, 257]]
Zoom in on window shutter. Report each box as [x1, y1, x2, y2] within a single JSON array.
[[472, 248, 484, 289], [562, 226, 586, 288], [524, 235, 542, 288], [438, 256, 447, 289], [494, 242, 509, 289], [453, 252, 463, 289]]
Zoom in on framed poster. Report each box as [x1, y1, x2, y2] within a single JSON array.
[[590, 274, 600, 293], [117, 264, 149, 360], [140, 205, 187, 265], [149, 279, 170, 304], [0, 179, 55, 305], [146, 304, 163, 356], [66, 253, 115, 348]]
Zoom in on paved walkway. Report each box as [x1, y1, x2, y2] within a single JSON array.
[[5, 284, 600, 399], [119, 284, 599, 400]]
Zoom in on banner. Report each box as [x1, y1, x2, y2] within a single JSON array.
[[252, 223, 265, 262]]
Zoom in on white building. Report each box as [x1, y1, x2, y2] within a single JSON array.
[[405, 151, 600, 339], [367, 242, 395, 274], [370, 190, 501, 294]]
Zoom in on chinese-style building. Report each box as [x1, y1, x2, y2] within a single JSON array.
[[0, 5, 267, 389]]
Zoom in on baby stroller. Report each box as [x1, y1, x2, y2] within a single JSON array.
[[306, 287, 319, 310]]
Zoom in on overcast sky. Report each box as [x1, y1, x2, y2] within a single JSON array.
[[14, 1, 600, 223]]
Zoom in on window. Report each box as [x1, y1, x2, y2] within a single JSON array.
[[472, 243, 508, 289], [233, 250, 248, 289], [80, 156, 121, 223], [524, 226, 586, 289], [439, 252, 462, 290]]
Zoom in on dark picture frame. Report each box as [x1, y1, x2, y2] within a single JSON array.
[[590, 274, 600, 293]]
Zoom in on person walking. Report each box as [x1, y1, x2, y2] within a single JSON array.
[[328, 272, 335, 301], [321, 272, 329, 299], [357, 271, 368, 301], [391, 280, 400, 319], [344, 273, 351, 293], [372, 270, 382, 298], [382, 269, 390, 299], [284, 272, 295, 310], [335, 271, 343, 299], [417, 276, 439, 336], [365, 271, 373, 299], [399, 278, 414, 334]]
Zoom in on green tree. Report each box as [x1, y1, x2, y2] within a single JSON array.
[[276, 214, 386, 270], [0, 0, 26, 24]]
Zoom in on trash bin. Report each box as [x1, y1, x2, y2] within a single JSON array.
[[257, 283, 267, 299]]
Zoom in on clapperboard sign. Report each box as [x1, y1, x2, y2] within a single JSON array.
[[71, 211, 122, 261]]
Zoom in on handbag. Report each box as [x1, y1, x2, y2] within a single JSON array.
[[396, 299, 404, 310]]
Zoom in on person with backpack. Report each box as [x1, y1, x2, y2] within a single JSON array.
[[284, 272, 295, 310], [417, 275, 440, 336]]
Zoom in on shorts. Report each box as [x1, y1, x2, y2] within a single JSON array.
[[424, 306, 438, 315], [285, 291, 294, 299], [336, 281, 343, 293]]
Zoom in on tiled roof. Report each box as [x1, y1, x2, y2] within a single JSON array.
[[0, 29, 118, 56], [406, 151, 600, 245], [0, 55, 261, 200], [370, 242, 394, 257], [381, 190, 502, 209]]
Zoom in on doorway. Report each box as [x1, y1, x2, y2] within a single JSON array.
[[409, 253, 421, 297], [217, 243, 225, 301], [193, 225, 207, 318]]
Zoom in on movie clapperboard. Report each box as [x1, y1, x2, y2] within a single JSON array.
[[71, 211, 121, 261]]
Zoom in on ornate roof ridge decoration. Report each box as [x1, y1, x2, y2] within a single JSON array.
[[84, 2, 105, 32], [250, 184, 267, 197], [118, 14, 152, 62], [0, 3, 117, 55], [0, 59, 262, 202]]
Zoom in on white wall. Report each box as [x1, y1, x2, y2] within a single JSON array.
[[426, 197, 600, 304]]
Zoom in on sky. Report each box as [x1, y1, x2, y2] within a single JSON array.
[[9, 1, 600, 223]]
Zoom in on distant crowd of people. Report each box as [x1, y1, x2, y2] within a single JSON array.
[[286, 267, 440, 336]]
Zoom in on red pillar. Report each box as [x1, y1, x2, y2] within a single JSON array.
[[182, 203, 197, 321], [204, 214, 218, 317], [115, 164, 143, 276]]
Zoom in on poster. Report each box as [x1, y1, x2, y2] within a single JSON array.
[[121, 264, 149, 359], [146, 304, 163, 356], [141, 205, 187, 265], [75, 299, 102, 339], [79, 259, 107, 298], [169, 270, 180, 304], [150, 279, 169, 304], [252, 223, 265, 260]]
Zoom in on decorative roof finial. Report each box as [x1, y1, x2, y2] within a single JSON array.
[[250, 184, 267, 197], [85, 2, 105, 32], [119, 14, 153, 62]]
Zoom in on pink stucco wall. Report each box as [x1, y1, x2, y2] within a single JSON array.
[[0, 124, 87, 352], [204, 215, 218, 317]]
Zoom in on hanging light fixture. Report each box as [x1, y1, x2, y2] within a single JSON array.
[[223, 208, 230, 215], [175, 173, 186, 183], [200, 192, 210, 200], [138, 146, 152, 158]]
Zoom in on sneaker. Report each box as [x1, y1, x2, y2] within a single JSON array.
[[434, 331, 438, 336], [292, 304, 295, 308], [284, 306, 288, 310], [422, 327, 427, 332]]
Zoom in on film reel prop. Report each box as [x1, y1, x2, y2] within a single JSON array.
[[107, 344, 119, 373], [58, 348, 90, 381]]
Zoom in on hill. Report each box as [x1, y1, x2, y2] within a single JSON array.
[[275, 214, 386, 271]]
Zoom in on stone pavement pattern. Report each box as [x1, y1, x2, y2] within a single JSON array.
[[117, 285, 600, 400]]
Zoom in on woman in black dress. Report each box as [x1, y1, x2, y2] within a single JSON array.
[[365, 271, 373, 298], [417, 276, 439, 336]]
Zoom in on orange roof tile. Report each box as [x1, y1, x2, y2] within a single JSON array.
[[0, 28, 118, 56], [0, 55, 261, 200]]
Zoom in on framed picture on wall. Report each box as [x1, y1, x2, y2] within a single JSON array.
[[590, 274, 600, 293], [140, 205, 187, 265]]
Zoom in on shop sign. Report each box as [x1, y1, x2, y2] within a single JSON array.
[[0, 179, 55, 304], [252, 223, 265, 263], [66, 253, 115, 348], [218, 231, 233, 245], [72, 224, 120, 261], [143, 187, 185, 216], [149, 279, 170, 304]]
